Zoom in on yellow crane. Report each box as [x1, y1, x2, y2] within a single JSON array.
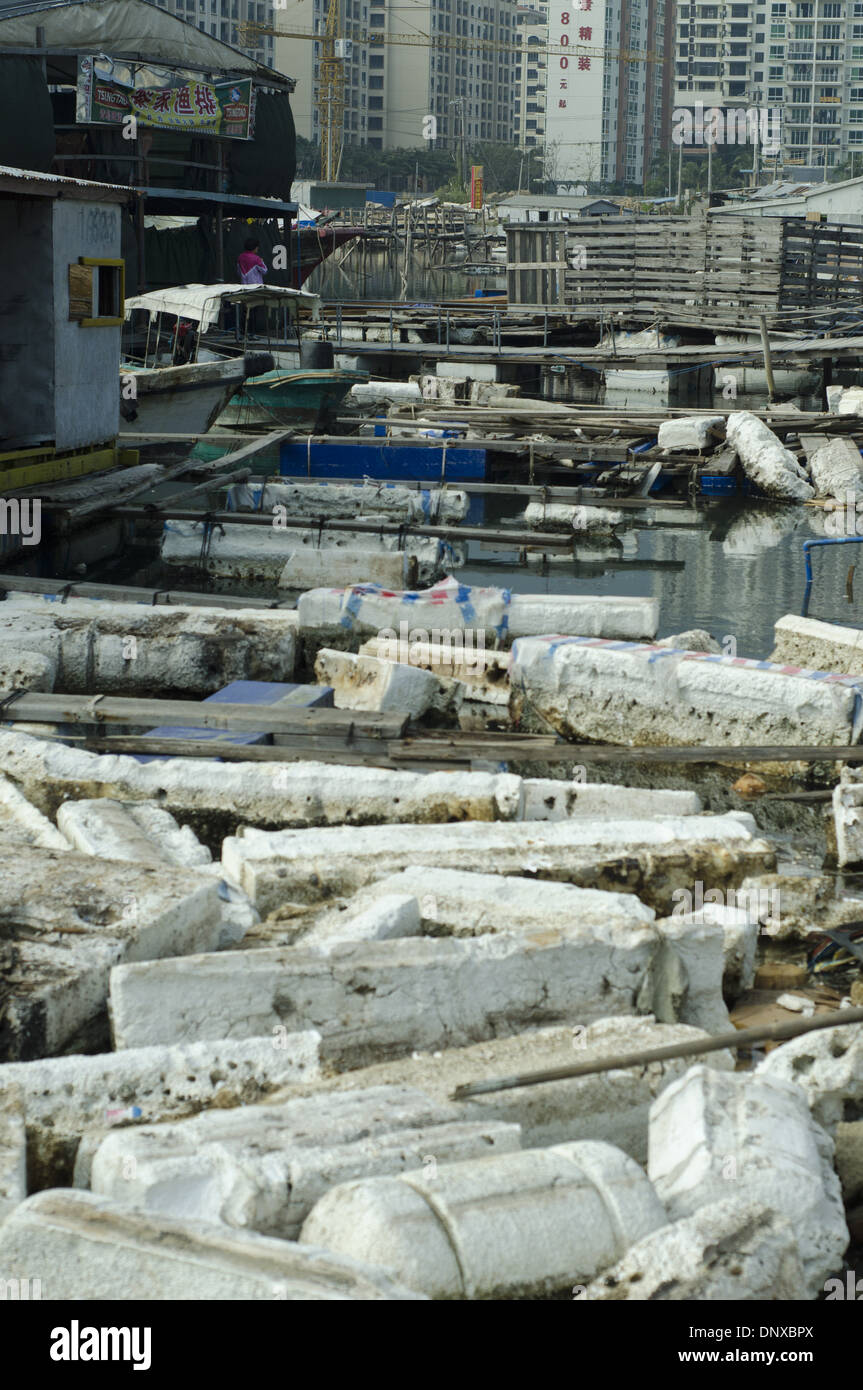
[[241, 16, 661, 182]]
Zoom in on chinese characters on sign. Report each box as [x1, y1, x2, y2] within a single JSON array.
[[544, 0, 606, 184], [77, 57, 255, 139]]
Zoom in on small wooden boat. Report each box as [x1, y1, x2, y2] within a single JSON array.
[[217, 367, 368, 431], [121, 283, 321, 435]]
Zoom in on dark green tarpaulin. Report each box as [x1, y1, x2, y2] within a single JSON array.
[[228, 91, 296, 201], [0, 56, 55, 171], [132, 216, 295, 293]]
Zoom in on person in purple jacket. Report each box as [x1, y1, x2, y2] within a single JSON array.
[[237, 237, 268, 285]]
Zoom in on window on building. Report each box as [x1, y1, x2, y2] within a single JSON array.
[[68, 258, 125, 327]]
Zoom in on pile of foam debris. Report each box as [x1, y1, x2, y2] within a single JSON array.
[[2, 584, 863, 1300]]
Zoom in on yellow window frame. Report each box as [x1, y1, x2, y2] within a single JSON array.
[[76, 257, 125, 328]]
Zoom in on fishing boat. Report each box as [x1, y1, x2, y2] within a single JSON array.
[[217, 367, 368, 431], [120, 283, 321, 435]]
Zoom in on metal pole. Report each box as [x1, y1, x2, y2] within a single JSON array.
[[452, 1005, 863, 1100], [759, 312, 777, 403]]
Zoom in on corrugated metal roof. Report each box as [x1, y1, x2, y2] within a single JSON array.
[[0, 163, 130, 196]]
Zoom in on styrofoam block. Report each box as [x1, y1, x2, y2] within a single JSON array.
[[726, 412, 815, 501], [509, 635, 863, 747], [648, 1064, 848, 1298], [658, 415, 725, 451], [757, 1019, 863, 1132], [300, 1140, 667, 1298], [0, 1189, 424, 1300], [108, 920, 661, 1056], [0, 1033, 320, 1189], [89, 1086, 521, 1239], [586, 1199, 806, 1300], [221, 812, 773, 915], [0, 774, 69, 850], [0, 845, 221, 1062]]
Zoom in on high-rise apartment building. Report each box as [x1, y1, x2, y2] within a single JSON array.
[[515, 3, 548, 148], [543, 0, 672, 187], [152, 0, 275, 68], [278, 0, 518, 151], [675, 1, 863, 174]]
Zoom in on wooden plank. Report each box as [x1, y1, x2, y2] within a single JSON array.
[[0, 573, 286, 609], [0, 693, 407, 740]]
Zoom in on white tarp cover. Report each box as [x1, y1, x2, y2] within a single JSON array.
[[124, 282, 320, 329], [0, 0, 293, 87]]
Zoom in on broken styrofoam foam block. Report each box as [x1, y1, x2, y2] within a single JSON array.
[[0, 592, 297, 694], [648, 1064, 848, 1299], [833, 765, 863, 867], [726, 412, 815, 501], [0, 1033, 320, 1190], [278, 547, 411, 591], [585, 1199, 806, 1301], [808, 437, 863, 502], [658, 415, 725, 452], [297, 575, 659, 646], [57, 798, 211, 868], [0, 731, 522, 832], [0, 649, 56, 694], [300, 1140, 666, 1299], [221, 812, 774, 916], [651, 914, 731, 1034], [0, 1189, 424, 1300], [656, 629, 722, 654], [522, 502, 623, 532], [228, 478, 467, 524], [0, 1085, 26, 1215], [832, 385, 863, 417], [313, 648, 440, 717], [757, 1020, 863, 1132], [0, 845, 221, 1063], [348, 381, 424, 408], [0, 774, 69, 850], [509, 634, 863, 747], [55, 796, 254, 949], [519, 777, 702, 821], [162, 520, 456, 588], [301, 868, 655, 949], [109, 919, 660, 1057], [266, 1016, 733, 1166], [776, 992, 815, 1016], [360, 633, 510, 705], [666, 902, 759, 999], [302, 894, 422, 953], [771, 613, 863, 675], [732, 872, 845, 942], [89, 1085, 520, 1240]]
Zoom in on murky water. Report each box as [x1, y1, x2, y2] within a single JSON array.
[[302, 245, 504, 303], [103, 493, 863, 664]]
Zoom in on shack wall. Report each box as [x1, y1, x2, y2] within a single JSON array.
[[0, 197, 54, 449], [52, 199, 121, 451]]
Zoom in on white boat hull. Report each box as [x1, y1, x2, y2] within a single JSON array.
[[120, 359, 251, 436]]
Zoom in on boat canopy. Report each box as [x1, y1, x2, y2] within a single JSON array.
[[124, 283, 320, 330]]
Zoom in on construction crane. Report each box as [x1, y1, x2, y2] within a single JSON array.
[[319, 0, 346, 183], [241, 17, 661, 182]]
